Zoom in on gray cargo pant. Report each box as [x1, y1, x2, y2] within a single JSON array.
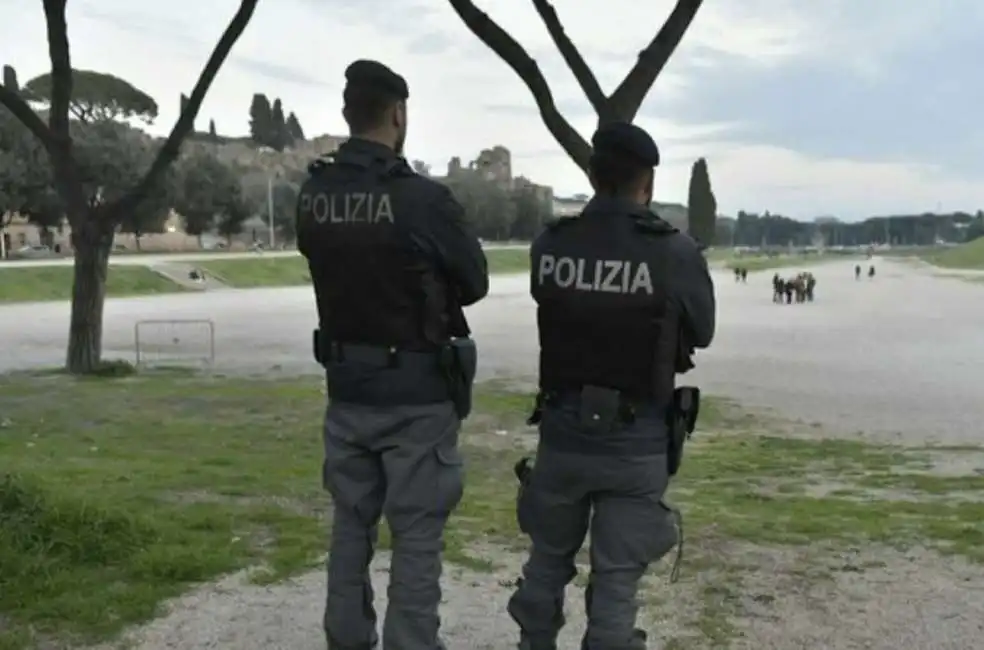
[[322, 399, 463, 650], [509, 443, 677, 650]]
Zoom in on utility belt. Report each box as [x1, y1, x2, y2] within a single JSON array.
[[526, 386, 638, 428], [313, 330, 477, 418], [526, 384, 700, 475]]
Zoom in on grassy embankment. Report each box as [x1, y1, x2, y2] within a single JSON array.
[[0, 249, 530, 304], [919, 237, 984, 270], [0, 266, 182, 304], [1, 370, 982, 648], [719, 254, 824, 273], [195, 248, 529, 288]]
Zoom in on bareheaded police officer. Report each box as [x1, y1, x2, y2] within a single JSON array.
[[296, 59, 489, 650], [509, 122, 715, 650]]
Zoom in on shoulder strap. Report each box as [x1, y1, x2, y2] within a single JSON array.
[[633, 214, 677, 237], [544, 216, 578, 231]]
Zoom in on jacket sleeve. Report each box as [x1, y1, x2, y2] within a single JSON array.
[[669, 235, 716, 349], [411, 183, 490, 306]]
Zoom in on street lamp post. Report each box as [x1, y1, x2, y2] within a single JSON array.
[[266, 175, 275, 249]]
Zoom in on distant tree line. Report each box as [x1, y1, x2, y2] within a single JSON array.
[[718, 210, 984, 249], [248, 93, 305, 151]]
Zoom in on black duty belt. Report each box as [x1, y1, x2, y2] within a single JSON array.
[[313, 334, 439, 370], [527, 387, 641, 426]]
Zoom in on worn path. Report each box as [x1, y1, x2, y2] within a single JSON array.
[[4, 257, 983, 443]]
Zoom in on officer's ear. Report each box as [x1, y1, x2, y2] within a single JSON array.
[[587, 167, 599, 192], [643, 168, 655, 204], [392, 100, 407, 131]]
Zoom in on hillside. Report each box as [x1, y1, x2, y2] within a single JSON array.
[[921, 237, 984, 269], [182, 134, 344, 178]]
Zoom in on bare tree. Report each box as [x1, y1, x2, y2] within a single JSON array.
[[447, 0, 704, 172], [0, 0, 258, 373]]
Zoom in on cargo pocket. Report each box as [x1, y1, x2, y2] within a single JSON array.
[[650, 500, 680, 563], [433, 445, 464, 516]]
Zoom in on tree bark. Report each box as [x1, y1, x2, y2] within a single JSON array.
[[65, 213, 113, 373]]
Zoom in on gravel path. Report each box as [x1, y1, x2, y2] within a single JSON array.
[[89, 543, 984, 650]]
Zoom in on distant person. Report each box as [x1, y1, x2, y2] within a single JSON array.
[[740, 267, 748, 283], [734, 266, 741, 282], [772, 273, 783, 303], [868, 265, 876, 279], [805, 272, 816, 301], [855, 264, 861, 280], [783, 279, 794, 304]]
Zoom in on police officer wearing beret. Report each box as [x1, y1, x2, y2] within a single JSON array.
[[509, 122, 715, 650], [296, 60, 489, 650]]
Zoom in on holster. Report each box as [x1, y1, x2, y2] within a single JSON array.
[[439, 337, 477, 419], [667, 386, 700, 476], [513, 456, 534, 535]]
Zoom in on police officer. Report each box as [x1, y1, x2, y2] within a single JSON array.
[[297, 60, 489, 650], [509, 122, 715, 650]]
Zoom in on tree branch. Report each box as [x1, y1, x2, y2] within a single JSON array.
[[69, 103, 89, 122], [0, 85, 53, 149], [530, 0, 606, 115], [607, 0, 704, 122], [42, 0, 72, 140], [447, 0, 592, 171], [110, 0, 259, 221]]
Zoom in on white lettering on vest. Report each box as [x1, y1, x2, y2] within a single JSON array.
[[299, 191, 395, 225], [537, 254, 654, 295]]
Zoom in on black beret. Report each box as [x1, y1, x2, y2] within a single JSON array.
[[344, 59, 409, 100], [591, 121, 660, 167]]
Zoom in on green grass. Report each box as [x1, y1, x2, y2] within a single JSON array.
[[1, 373, 981, 648], [920, 237, 984, 269], [198, 249, 529, 288], [0, 249, 530, 304], [0, 266, 183, 304]]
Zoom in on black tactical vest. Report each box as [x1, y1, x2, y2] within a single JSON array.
[[297, 150, 441, 350], [532, 211, 678, 402]]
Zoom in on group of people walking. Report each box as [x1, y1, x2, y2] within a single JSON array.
[[772, 271, 816, 304]]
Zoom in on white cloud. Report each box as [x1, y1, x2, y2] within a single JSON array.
[[0, 0, 980, 219]]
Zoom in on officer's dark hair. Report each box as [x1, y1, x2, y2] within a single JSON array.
[[588, 149, 652, 196], [342, 85, 400, 135]]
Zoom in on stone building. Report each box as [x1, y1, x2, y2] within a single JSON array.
[[439, 145, 553, 206]]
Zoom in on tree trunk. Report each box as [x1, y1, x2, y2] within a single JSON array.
[[65, 215, 114, 374]]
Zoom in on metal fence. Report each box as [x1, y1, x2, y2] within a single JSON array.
[[134, 319, 215, 370]]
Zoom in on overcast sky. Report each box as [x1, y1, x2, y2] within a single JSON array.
[[2, 0, 981, 220]]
